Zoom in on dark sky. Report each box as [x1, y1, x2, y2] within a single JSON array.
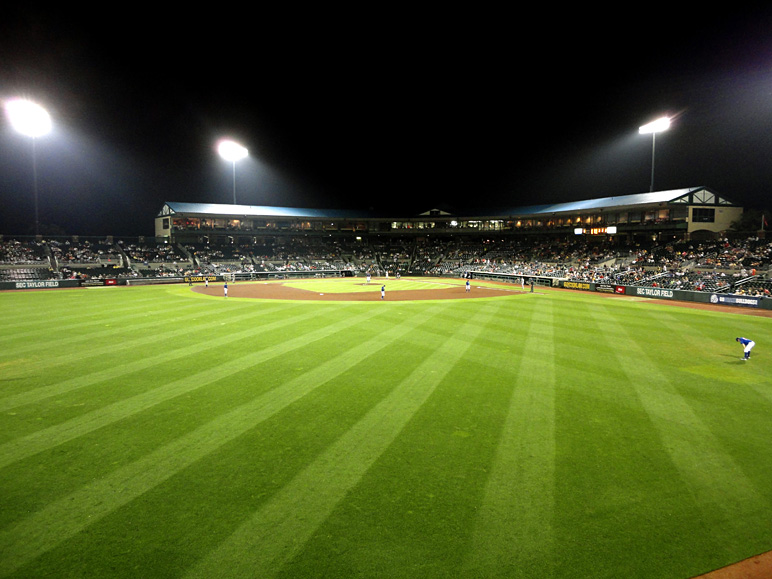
[[2, 8, 772, 236]]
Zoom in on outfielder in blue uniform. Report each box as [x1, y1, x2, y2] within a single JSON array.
[[736, 337, 755, 360]]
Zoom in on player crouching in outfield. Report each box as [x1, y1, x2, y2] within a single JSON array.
[[736, 337, 755, 360]]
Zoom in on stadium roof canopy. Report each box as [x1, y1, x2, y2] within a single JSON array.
[[456, 187, 737, 218], [159, 187, 736, 221], [158, 202, 371, 219]]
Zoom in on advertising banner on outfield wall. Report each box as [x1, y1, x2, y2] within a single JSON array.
[[595, 284, 626, 294], [0, 279, 81, 290], [562, 281, 593, 291], [183, 275, 219, 283], [628, 286, 676, 299], [625, 286, 711, 302], [708, 294, 761, 308], [559, 280, 627, 294]]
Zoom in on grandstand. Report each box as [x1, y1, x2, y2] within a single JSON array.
[[3, 186, 771, 299], [155, 187, 742, 244]]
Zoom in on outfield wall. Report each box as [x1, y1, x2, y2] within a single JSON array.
[[471, 272, 772, 311], [561, 279, 769, 309]]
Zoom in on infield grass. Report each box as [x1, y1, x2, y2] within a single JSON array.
[[281, 276, 474, 293], [1, 278, 771, 578]]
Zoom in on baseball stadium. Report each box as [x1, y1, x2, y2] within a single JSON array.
[[2, 187, 772, 578]]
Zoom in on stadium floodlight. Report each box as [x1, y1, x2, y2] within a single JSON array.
[[217, 139, 248, 204], [5, 98, 53, 235], [639, 116, 671, 192], [5, 98, 52, 137]]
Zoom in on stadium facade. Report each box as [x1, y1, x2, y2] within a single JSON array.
[[155, 187, 741, 245]]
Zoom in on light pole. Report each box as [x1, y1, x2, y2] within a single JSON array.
[[638, 116, 670, 192], [4, 98, 52, 235], [217, 139, 248, 204]]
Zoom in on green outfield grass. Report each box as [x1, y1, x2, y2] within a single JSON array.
[[1, 279, 771, 578]]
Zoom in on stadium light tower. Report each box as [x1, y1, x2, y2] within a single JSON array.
[[638, 116, 671, 192], [4, 98, 52, 235], [217, 139, 248, 204]]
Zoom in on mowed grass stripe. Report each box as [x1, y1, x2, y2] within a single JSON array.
[[0, 288, 171, 339], [590, 303, 769, 533], [0, 303, 452, 576], [0, 300, 290, 382], [465, 298, 556, 576], [0, 302, 309, 412], [0, 304, 387, 468], [0, 299, 207, 352], [0, 290, 201, 348], [184, 304, 499, 579]]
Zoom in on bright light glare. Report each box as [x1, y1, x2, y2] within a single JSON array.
[[5, 99, 52, 138], [217, 139, 248, 162], [639, 116, 671, 134]]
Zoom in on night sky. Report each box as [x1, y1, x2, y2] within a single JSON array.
[[2, 8, 772, 237]]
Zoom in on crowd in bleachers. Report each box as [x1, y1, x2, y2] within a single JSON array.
[[187, 237, 366, 275], [123, 241, 185, 265], [0, 239, 53, 280], [0, 239, 48, 264], [49, 239, 123, 266], [445, 236, 772, 294], [1, 235, 771, 294]]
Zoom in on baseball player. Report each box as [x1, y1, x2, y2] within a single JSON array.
[[736, 337, 755, 360]]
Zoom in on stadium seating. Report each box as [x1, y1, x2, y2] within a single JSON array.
[[1, 235, 770, 293]]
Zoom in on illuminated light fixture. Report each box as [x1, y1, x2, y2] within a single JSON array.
[[638, 116, 671, 135], [5, 98, 52, 235], [574, 228, 584, 235], [217, 139, 248, 162], [638, 116, 671, 192], [5, 98, 52, 137], [217, 139, 248, 204]]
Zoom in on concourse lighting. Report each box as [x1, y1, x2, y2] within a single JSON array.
[[5, 98, 52, 235], [638, 116, 671, 192], [217, 139, 248, 204]]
